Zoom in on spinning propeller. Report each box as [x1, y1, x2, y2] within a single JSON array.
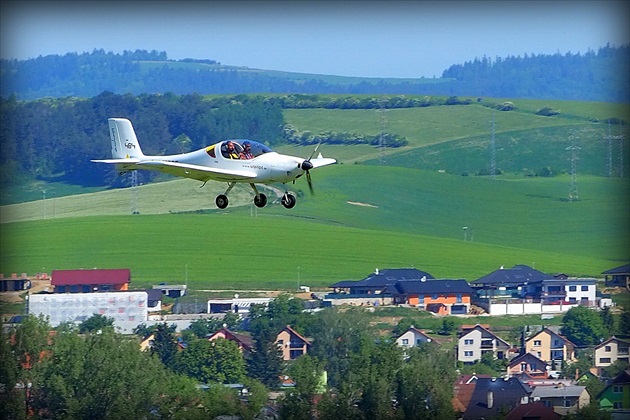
[[300, 142, 321, 195]]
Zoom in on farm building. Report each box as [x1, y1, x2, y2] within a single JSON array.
[[51, 268, 130, 293], [28, 290, 148, 334]]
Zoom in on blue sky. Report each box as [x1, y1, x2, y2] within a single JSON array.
[[1, 1, 628, 78]]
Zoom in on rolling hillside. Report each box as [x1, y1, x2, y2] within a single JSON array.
[[1, 165, 627, 288]]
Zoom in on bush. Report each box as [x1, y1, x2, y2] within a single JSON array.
[[536, 107, 560, 116], [496, 101, 515, 111]]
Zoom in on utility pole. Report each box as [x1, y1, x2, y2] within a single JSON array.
[[130, 170, 139, 214], [377, 98, 388, 165], [490, 111, 496, 179], [566, 135, 581, 201]]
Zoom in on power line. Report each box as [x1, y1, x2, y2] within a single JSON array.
[[490, 111, 496, 179], [377, 98, 388, 165], [566, 134, 581, 202]]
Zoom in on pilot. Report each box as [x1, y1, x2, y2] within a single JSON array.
[[226, 141, 240, 159], [240, 141, 254, 159]]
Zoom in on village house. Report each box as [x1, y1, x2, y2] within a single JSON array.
[[208, 327, 254, 354], [390, 278, 473, 315], [539, 277, 597, 306], [275, 325, 311, 361], [504, 401, 561, 420], [461, 377, 531, 420], [529, 384, 590, 416], [329, 268, 435, 295], [525, 327, 576, 370], [0, 272, 33, 292], [594, 337, 630, 376], [597, 369, 630, 411], [471, 265, 548, 299], [457, 324, 512, 364], [471, 265, 604, 315], [602, 263, 630, 290], [507, 352, 550, 379], [395, 326, 433, 350]]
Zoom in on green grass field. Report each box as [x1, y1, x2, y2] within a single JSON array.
[[1, 166, 626, 289]]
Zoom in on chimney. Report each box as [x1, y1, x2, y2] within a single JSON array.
[[487, 391, 494, 409]]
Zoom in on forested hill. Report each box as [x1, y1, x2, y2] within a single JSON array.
[[1, 45, 628, 102]]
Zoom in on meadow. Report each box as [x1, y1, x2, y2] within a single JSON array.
[[1, 98, 628, 291], [1, 166, 626, 289]]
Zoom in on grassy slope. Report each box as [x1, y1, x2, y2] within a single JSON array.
[[1, 166, 626, 288]]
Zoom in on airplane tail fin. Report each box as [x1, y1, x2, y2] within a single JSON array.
[[108, 118, 145, 159]]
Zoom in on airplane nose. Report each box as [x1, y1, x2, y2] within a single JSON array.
[[300, 160, 313, 171]]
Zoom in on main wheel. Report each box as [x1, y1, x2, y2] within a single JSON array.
[[254, 193, 267, 208], [282, 193, 296, 209], [216, 194, 229, 209]]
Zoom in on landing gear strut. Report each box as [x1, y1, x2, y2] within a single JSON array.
[[250, 183, 267, 208], [215, 182, 236, 209]]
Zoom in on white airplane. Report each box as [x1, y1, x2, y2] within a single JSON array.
[[92, 118, 336, 209]]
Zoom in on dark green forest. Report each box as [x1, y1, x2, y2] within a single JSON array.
[[1, 46, 628, 102]]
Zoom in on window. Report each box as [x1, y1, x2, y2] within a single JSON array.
[[431, 294, 438, 300], [402, 339, 409, 345], [464, 351, 473, 357], [569, 285, 577, 292], [614, 402, 623, 409], [599, 358, 611, 364], [456, 294, 462, 303], [613, 385, 623, 393], [563, 400, 572, 408], [464, 339, 474, 345], [605, 346, 612, 352], [533, 340, 542, 346], [581, 285, 588, 291]]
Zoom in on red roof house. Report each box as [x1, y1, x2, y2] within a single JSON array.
[[51, 269, 130, 293]]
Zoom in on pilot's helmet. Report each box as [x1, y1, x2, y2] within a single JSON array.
[[243, 141, 251, 148]]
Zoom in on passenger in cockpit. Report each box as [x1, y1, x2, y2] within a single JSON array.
[[240, 141, 254, 160], [225, 141, 240, 159]]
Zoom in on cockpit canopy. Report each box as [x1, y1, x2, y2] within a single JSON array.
[[208, 140, 272, 160]]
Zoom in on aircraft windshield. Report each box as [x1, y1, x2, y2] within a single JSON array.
[[219, 140, 272, 160]]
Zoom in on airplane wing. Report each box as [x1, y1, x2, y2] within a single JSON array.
[[310, 156, 337, 169], [91, 158, 142, 164], [136, 161, 257, 182]]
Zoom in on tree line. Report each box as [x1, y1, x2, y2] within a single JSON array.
[[1, 46, 628, 102], [441, 43, 629, 103], [4, 296, 623, 419]]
